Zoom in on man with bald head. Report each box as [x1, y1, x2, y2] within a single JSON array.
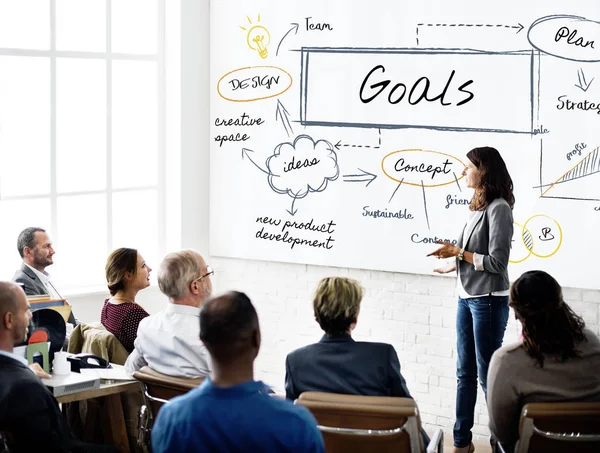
[[125, 250, 212, 377], [0, 282, 114, 453], [152, 291, 325, 453]]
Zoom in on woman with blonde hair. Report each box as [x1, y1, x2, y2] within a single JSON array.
[[100, 248, 152, 352], [285, 276, 429, 445], [285, 276, 411, 399]]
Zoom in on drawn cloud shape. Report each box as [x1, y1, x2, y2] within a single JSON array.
[[266, 135, 339, 199]]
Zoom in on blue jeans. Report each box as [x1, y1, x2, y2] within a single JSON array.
[[454, 296, 509, 448]]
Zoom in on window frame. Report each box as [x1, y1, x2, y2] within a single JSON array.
[[0, 0, 168, 293]]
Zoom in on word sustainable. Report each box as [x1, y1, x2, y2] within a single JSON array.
[[362, 206, 414, 220], [360, 65, 474, 107]]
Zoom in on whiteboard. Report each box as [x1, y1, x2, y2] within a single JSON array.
[[210, 0, 600, 290]]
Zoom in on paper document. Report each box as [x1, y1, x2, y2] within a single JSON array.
[[80, 365, 135, 381]]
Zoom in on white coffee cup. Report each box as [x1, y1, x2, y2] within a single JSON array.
[[53, 351, 71, 375]]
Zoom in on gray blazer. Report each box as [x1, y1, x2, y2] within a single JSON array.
[[12, 263, 48, 296], [12, 263, 76, 325], [456, 197, 513, 295]]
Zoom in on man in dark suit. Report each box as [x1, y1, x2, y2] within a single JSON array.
[[0, 281, 113, 453], [12, 227, 76, 325], [285, 277, 430, 446]]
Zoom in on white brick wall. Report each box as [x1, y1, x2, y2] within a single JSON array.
[[211, 257, 600, 441]]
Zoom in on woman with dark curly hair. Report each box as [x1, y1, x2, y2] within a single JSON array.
[[487, 270, 600, 452], [428, 146, 515, 453]]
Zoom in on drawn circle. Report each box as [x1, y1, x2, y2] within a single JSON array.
[[217, 66, 293, 102], [522, 214, 563, 258], [510, 222, 533, 264], [380, 149, 466, 188]]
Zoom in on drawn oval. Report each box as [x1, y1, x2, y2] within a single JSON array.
[[528, 15, 600, 62], [217, 66, 292, 102], [381, 149, 466, 188]]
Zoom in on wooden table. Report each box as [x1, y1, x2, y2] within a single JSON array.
[[58, 380, 140, 453]]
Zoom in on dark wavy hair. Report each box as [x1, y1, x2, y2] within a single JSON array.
[[467, 147, 515, 211], [510, 270, 587, 367]]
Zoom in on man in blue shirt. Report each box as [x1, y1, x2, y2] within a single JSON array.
[[152, 291, 324, 453]]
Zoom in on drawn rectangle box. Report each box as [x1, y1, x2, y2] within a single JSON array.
[[299, 47, 537, 134]]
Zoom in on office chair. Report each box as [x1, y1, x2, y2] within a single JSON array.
[[496, 401, 600, 453], [132, 366, 204, 451], [296, 391, 443, 453]]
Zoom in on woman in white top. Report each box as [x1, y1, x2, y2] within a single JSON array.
[[428, 146, 515, 453]]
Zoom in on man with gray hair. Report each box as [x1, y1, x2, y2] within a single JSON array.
[[125, 250, 213, 377]]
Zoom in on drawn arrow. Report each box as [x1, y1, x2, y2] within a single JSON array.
[[287, 196, 298, 216], [335, 139, 380, 150], [275, 100, 294, 137], [335, 130, 382, 150], [575, 68, 594, 92], [242, 148, 273, 176], [416, 22, 524, 45], [343, 168, 377, 187], [276, 23, 299, 56]]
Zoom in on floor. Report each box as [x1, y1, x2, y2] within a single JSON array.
[[442, 438, 493, 453]]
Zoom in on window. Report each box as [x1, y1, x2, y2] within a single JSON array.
[[0, 0, 166, 292]]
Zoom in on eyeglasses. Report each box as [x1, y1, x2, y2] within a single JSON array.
[[193, 265, 214, 283]]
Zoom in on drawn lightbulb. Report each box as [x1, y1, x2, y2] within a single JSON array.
[[247, 25, 271, 59]]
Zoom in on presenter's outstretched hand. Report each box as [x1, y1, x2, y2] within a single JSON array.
[[433, 263, 456, 274], [427, 241, 460, 259]]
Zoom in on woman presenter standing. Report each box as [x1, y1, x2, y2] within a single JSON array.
[[427, 146, 514, 453]]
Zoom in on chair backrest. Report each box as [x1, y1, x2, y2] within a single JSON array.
[[517, 401, 600, 453], [296, 392, 423, 453], [133, 366, 204, 417]]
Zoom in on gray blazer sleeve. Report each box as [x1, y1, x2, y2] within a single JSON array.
[[13, 275, 37, 295], [482, 201, 513, 274]]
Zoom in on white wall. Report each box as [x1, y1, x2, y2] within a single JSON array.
[[209, 257, 600, 438], [69, 0, 600, 441]]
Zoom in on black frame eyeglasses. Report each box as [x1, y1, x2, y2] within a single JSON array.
[[194, 265, 214, 282]]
